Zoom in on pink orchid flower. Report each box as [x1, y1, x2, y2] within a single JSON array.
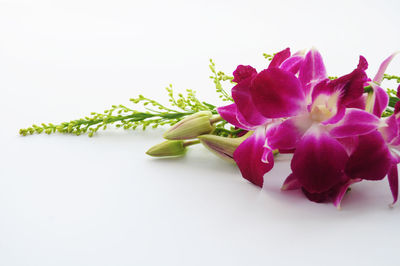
[[220, 48, 386, 208], [217, 48, 304, 187], [343, 54, 400, 206], [255, 49, 383, 207], [308, 54, 400, 206]]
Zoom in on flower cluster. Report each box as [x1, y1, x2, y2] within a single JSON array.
[[218, 48, 399, 207], [20, 47, 400, 208]]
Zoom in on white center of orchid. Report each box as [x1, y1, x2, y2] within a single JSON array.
[[309, 91, 340, 122]]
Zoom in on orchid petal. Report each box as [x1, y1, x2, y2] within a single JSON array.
[[291, 126, 349, 193], [279, 148, 295, 154], [251, 68, 305, 118], [370, 83, 389, 117], [232, 77, 270, 127], [337, 136, 359, 156], [310, 80, 344, 123], [232, 65, 257, 83], [301, 187, 332, 203], [379, 115, 399, 144], [267, 114, 312, 150], [300, 178, 360, 206], [345, 93, 367, 110], [280, 55, 304, 74], [261, 148, 273, 163], [332, 179, 361, 209], [281, 173, 301, 191], [329, 108, 380, 138], [373, 52, 399, 84], [388, 163, 399, 205], [314, 63, 367, 106], [217, 103, 250, 130], [233, 127, 273, 187], [345, 131, 392, 180], [395, 101, 400, 114], [298, 48, 327, 97], [268, 48, 291, 68], [358, 55, 368, 71], [235, 111, 269, 131]]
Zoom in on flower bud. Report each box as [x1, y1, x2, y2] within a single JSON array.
[[163, 111, 214, 140], [146, 140, 186, 157], [198, 132, 253, 163]]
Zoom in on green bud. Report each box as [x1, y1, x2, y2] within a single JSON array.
[[198, 131, 253, 163], [163, 111, 214, 140], [146, 140, 186, 157]]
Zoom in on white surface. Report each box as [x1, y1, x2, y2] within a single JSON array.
[[1, 0, 400, 265]]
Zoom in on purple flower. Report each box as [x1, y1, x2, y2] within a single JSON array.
[[258, 50, 383, 206], [347, 85, 400, 206], [217, 48, 304, 187], [218, 48, 398, 207]]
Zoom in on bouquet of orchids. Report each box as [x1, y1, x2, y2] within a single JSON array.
[[20, 48, 400, 208]]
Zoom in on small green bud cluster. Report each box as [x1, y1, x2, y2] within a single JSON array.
[[146, 110, 250, 160], [262, 53, 274, 61], [383, 74, 400, 83], [19, 59, 238, 138], [209, 59, 234, 102]]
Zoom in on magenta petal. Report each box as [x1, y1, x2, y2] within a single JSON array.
[[358, 55, 368, 71], [217, 103, 250, 130], [370, 83, 389, 117], [232, 65, 257, 83], [380, 115, 399, 144], [373, 52, 399, 84], [332, 179, 361, 208], [281, 173, 301, 190], [329, 108, 380, 138], [267, 114, 312, 150], [301, 187, 331, 203], [388, 163, 399, 205], [232, 77, 269, 127], [298, 48, 327, 97], [395, 101, 400, 114], [345, 131, 392, 180], [301, 178, 360, 205], [310, 80, 345, 124], [280, 55, 304, 74], [251, 68, 305, 118], [268, 48, 291, 68], [328, 67, 367, 106], [233, 127, 273, 187], [337, 136, 359, 156], [345, 93, 367, 110], [291, 127, 349, 193]]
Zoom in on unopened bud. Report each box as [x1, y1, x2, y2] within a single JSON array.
[[163, 111, 214, 140], [198, 132, 253, 163], [146, 140, 186, 157]]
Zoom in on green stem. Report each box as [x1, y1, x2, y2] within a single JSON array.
[[183, 140, 201, 147], [20, 109, 220, 137], [213, 127, 243, 136]]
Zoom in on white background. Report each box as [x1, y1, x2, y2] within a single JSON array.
[[1, 0, 400, 265]]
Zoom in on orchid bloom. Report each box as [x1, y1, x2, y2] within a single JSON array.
[[344, 54, 400, 205], [217, 48, 305, 187], [254, 49, 384, 207], [379, 94, 400, 205], [218, 47, 399, 208]]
